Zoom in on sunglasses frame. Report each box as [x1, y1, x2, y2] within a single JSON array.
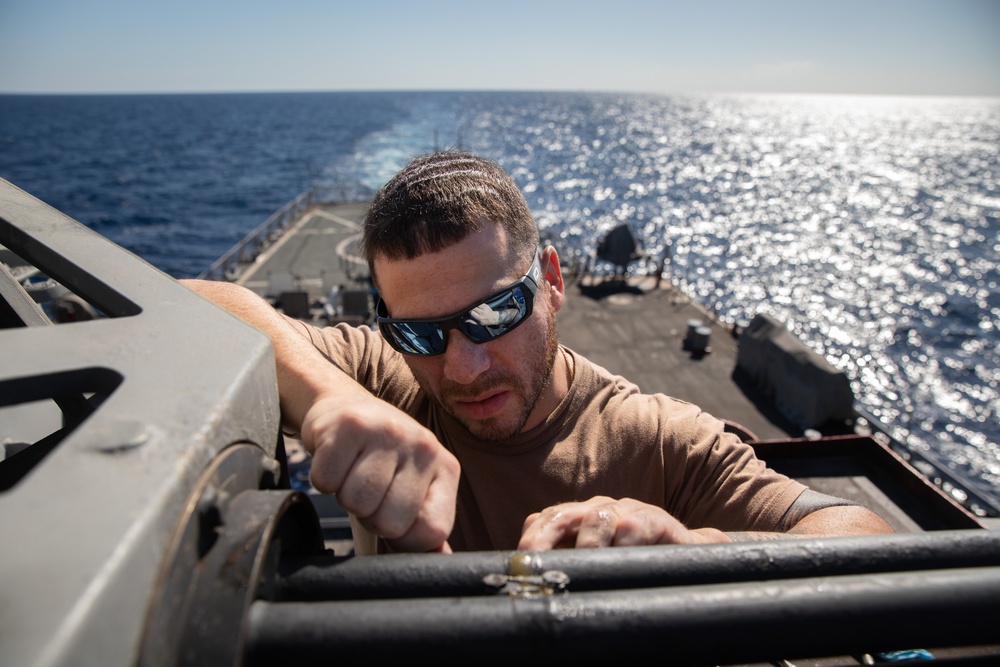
[[376, 250, 543, 356]]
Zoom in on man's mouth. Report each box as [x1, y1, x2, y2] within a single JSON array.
[[453, 389, 510, 420]]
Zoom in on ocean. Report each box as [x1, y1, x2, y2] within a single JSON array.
[[1, 90, 998, 507]]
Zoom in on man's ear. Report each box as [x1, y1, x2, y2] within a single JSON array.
[[541, 246, 565, 312]]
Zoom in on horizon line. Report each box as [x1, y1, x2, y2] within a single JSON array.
[[2, 87, 999, 100]]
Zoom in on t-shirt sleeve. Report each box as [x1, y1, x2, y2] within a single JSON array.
[[288, 319, 421, 410], [656, 396, 806, 532]]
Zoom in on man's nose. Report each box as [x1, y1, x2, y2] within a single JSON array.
[[442, 329, 491, 384]]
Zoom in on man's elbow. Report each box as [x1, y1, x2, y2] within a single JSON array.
[[790, 505, 895, 537]]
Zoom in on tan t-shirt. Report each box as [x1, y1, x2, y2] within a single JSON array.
[[297, 322, 806, 553]]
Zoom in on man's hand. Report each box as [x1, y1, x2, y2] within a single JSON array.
[[517, 496, 728, 550], [518, 491, 895, 551], [302, 392, 461, 553]]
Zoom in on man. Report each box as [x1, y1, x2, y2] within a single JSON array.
[[185, 151, 892, 554]]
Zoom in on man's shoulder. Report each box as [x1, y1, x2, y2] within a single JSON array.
[[570, 348, 696, 413], [569, 348, 733, 457]]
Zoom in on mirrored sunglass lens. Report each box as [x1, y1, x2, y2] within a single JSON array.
[[461, 286, 527, 342], [392, 322, 446, 355]]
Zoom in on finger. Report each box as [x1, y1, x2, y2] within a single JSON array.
[[302, 407, 367, 494], [309, 403, 436, 519], [415, 540, 453, 554], [609, 509, 656, 546], [517, 506, 583, 551], [613, 503, 689, 546], [337, 444, 402, 521], [574, 505, 620, 549], [519, 497, 617, 550], [521, 511, 542, 533], [306, 436, 357, 496], [322, 411, 425, 519], [382, 451, 459, 552]]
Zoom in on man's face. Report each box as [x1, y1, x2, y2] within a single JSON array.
[[374, 225, 563, 442]]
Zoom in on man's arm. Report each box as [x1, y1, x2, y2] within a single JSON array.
[[181, 279, 460, 552], [517, 492, 893, 550], [725, 489, 893, 542]]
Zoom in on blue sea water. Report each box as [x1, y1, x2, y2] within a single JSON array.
[[1, 91, 998, 507]]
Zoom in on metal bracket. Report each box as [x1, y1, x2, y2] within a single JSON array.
[[483, 553, 570, 598]]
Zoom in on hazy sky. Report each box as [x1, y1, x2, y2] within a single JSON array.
[[1, 0, 998, 96]]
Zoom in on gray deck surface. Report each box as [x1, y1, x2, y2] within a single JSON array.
[[238, 202, 795, 441], [236, 202, 371, 298], [555, 276, 794, 440]]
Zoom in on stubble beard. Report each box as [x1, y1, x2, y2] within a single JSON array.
[[431, 307, 560, 443]]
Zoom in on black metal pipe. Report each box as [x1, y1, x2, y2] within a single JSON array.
[[247, 565, 1000, 665], [276, 529, 1000, 600]]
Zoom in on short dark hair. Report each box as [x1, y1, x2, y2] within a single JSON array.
[[362, 151, 539, 277]]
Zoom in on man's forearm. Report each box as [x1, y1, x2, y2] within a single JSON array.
[[725, 505, 894, 542], [180, 279, 363, 436]]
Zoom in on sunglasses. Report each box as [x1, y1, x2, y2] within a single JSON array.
[[376, 251, 542, 356]]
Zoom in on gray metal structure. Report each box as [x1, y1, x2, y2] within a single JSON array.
[[0, 178, 282, 666], [2, 177, 999, 666]]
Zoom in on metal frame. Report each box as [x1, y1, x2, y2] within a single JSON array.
[[0, 178, 280, 667]]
